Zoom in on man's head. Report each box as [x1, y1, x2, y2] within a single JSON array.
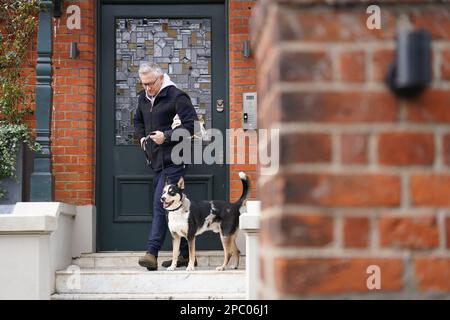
[[138, 62, 164, 97]]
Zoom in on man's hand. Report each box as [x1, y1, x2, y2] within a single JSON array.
[[150, 130, 165, 145]]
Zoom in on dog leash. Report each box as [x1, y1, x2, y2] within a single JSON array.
[[161, 149, 172, 225], [143, 132, 167, 178], [142, 134, 152, 167]]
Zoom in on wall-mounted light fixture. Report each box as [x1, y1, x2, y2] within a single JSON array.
[[243, 40, 251, 58], [53, 0, 63, 18], [386, 29, 431, 98], [70, 42, 79, 59]]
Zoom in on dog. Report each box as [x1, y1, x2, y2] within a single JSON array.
[[161, 171, 249, 271]]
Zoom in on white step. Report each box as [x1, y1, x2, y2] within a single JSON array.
[[55, 251, 246, 300], [55, 267, 245, 295], [73, 251, 246, 269], [51, 293, 245, 300]]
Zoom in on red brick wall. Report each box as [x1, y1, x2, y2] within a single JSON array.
[[229, 0, 258, 202], [52, 0, 96, 205], [253, 0, 450, 298]]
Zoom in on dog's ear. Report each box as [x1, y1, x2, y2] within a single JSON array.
[[177, 176, 185, 190]]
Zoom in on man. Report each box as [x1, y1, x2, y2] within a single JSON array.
[[134, 62, 198, 270]]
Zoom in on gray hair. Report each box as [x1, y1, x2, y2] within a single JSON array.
[[138, 62, 163, 76]]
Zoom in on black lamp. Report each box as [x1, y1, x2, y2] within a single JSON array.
[[70, 42, 79, 59], [243, 41, 251, 58], [386, 29, 431, 98]]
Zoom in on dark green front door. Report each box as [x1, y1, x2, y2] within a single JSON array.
[[97, 3, 227, 251]]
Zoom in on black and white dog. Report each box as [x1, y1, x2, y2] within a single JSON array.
[[161, 172, 249, 271]]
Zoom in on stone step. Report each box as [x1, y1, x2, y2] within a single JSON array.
[[51, 293, 245, 300], [55, 267, 245, 295], [73, 251, 246, 269]]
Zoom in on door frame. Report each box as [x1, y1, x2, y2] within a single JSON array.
[[95, 0, 230, 251]]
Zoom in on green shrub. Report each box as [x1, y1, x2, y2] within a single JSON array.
[[0, 0, 41, 200]]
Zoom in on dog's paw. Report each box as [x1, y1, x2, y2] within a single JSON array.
[[216, 266, 225, 271], [186, 265, 195, 271], [166, 265, 176, 271]]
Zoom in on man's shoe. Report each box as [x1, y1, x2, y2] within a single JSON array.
[[161, 255, 198, 268], [138, 252, 158, 271]]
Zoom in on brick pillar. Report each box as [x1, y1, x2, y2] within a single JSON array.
[[229, 0, 258, 202], [52, 0, 96, 205], [252, 0, 450, 298]]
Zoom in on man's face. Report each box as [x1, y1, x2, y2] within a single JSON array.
[[140, 72, 163, 97]]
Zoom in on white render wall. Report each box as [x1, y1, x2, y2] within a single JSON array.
[[0, 235, 50, 299], [0, 202, 96, 300], [239, 200, 261, 300], [72, 205, 96, 257]]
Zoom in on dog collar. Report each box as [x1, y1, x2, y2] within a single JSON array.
[[166, 203, 183, 212]]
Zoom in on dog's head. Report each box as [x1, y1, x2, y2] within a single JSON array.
[[161, 176, 184, 210]]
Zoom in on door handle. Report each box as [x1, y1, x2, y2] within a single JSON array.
[[216, 99, 224, 112]]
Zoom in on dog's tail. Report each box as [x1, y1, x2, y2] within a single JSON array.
[[234, 171, 250, 206]]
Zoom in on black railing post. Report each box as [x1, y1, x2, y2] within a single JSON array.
[[30, 0, 54, 201]]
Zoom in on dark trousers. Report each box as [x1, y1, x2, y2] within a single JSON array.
[[147, 164, 188, 257]]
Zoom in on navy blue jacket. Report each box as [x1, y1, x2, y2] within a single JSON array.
[[133, 85, 198, 171]]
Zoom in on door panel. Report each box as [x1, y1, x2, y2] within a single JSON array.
[[98, 3, 227, 251]]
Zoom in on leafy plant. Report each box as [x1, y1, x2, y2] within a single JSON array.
[[0, 0, 41, 200], [0, 124, 40, 199]]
